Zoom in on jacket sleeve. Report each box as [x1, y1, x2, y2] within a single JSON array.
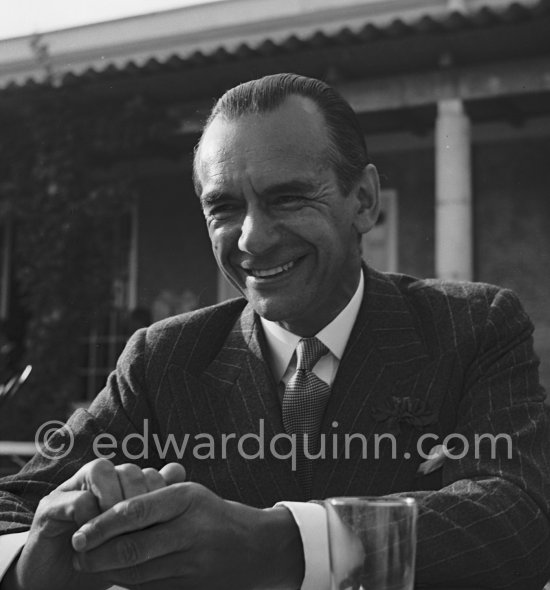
[[0, 326, 156, 535], [408, 288, 550, 589], [0, 302, 238, 535]]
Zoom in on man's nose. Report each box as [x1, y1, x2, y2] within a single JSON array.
[[237, 208, 279, 255]]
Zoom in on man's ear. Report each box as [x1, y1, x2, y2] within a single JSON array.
[[352, 164, 380, 235]]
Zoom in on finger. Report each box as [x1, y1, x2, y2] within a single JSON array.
[[159, 463, 186, 485], [72, 482, 201, 552], [34, 489, 100, 533], [74, 524, 185, 574], [58, 458, 123, 512], [142, 468, 166, 492], [71, 491, 103, 528], [115, 463, 149, 500], [57, 458, 113, 492], [87, 459, 124, 512], [100, 555, 185, 585]]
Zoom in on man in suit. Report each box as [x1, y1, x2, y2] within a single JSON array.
[[1, 73, 550, 590]]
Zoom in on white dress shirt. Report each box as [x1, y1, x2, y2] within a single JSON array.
[[0, 531, 27, 579], [263, 271, 364, 590], [0, 272, 365, 589]]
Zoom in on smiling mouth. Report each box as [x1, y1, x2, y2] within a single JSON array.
[[245, 259, 297, 279]]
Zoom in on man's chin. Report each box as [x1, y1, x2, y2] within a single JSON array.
[[246, 295, 297, 323], [248, 295, 323, 336]]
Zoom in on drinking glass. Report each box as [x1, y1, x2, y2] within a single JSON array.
[[325, 496, 417, 590]]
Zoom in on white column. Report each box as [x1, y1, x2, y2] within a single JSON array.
[[435, 98, 473, 281]]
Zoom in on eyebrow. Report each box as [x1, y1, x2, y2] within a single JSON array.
[[199, 191, 229, 207], [261, 179, 317, 197], [199, 178, 317, 207]]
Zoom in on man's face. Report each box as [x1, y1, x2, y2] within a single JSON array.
[[196, 96, 376, 336]]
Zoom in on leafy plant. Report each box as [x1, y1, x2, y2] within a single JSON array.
[[0, 88, 138, 439]]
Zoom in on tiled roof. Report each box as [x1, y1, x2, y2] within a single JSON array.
[[2, 0, 549, 94]]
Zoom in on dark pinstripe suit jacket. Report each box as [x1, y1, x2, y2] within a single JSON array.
[[1, 267, 550, 588]]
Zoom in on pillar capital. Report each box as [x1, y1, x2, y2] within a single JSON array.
[[437, 97, 466, 116]]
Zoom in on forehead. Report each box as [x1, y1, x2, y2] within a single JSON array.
[[196, 96, 332, 192]]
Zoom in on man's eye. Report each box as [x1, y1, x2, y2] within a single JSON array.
[[275, 195, 306, 208], [207, 203, 239, 219]]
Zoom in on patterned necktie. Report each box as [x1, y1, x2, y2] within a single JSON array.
[[282, 337, 331, 493]]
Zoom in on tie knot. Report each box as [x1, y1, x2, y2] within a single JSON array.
[[295, 337, 328, 372]]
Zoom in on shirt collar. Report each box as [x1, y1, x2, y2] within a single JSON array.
[[260, 270, 364, 382]]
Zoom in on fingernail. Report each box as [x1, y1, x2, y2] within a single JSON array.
[[72, 554, 81, 571], [72, 531, 87, 551]]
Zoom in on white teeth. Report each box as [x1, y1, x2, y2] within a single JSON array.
[[249, 260, 295, 278]]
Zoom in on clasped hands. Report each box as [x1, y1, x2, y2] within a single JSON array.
[[7, 458, 303, 590]]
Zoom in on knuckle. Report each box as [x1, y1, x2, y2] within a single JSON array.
[[91, 457, 114, 471], [117, 462, 141, 476], [117, 463, 144, 484], [183, 481, 200, 495], [35, 493, 53, 520], [89, 457, 115, 479], [37, 493, 51, 510], [85, 516, 106, 540], [117, 497, 149, 523], [116, 537, 141, 566], [142, 467, 164, 489], [116, 563, 142, 586], [185, 482, 209, 503], [125, 568, 141, 586]]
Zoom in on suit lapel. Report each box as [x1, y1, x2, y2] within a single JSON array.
[[168, 304, 302, 506], [314, 266, 451, 498]]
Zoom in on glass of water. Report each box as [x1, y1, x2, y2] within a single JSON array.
[[325, 496, 417, 590]]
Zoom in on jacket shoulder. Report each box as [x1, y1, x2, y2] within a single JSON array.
[[386, 272, 507, 310], [377, 271, 532, 352], [145, 297, 247, 342], [125, 297, 247, 379]]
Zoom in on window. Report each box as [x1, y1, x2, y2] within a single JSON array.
[[76, 205, 139, 404]]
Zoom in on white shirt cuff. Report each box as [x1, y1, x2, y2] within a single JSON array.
[[0, 531, 28, 580], [275, 501, 330, 590]]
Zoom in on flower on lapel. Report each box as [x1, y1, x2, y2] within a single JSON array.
[[417, 444, 454, 476], [371, 395, 438, 435]]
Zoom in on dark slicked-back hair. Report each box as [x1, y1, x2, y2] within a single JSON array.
[[193, 73, 369, 195]]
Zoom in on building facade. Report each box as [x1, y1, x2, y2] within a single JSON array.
[[1, 0, 549, 402]]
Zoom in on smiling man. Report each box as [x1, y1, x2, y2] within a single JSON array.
[[1, 73, 550, 590], [195, 91, 379, 335]]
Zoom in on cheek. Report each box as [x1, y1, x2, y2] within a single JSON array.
[[209, 226, 234, 261]]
